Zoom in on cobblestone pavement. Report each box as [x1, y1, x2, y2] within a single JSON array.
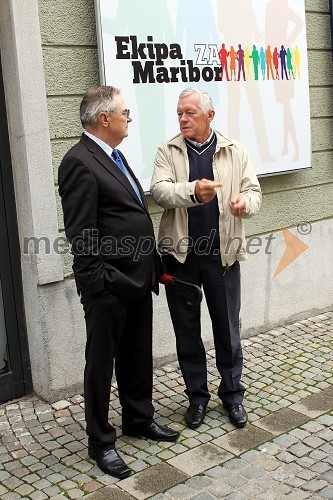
[[0, 311, 332, 499]]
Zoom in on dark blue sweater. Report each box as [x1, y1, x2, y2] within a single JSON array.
[[187, 134, 220, 251]]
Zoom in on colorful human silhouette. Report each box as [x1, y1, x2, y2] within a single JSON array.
[[244, 46, 252, 80], [293, 45, 301, 79], [250, 45, 260, 80], [286, 48, 295, 79], [237, 44, 246, 81], [273, 47, 280, 79], [218, 43, 230, 81], [229, 46, 237, 81], [259, 47, 267, 80], [279, 45, 289, 80], [265, 45, 275, 80], [266, 0, 303, 161]]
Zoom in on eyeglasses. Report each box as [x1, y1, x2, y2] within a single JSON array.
[[113, 108, 130, 117], [120, 109, 130, 117]]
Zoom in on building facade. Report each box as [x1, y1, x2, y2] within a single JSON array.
[[0, 0, 332, 404]]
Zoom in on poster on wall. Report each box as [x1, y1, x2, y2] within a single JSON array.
[[95, 0, 311, 192]]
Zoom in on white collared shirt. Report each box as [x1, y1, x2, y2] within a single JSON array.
[[83, 131, 144, 205], [84, 130, 115, 157], [186, 129, 214, 148]]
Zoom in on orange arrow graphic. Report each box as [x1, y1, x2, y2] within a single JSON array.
[[273, 224, 309, 278]]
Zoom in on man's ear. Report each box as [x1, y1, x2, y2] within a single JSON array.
[[99, 112, 110, 128], [208, 110, 215, 123]]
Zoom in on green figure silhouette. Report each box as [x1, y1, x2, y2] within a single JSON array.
[[249, 45, 260, 80], [286, 48, 295, 79]]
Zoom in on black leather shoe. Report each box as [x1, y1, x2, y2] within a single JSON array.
[[88, 445, 132, 479], [223, 403, 248, 428], [185, 404, 206, 429], [123, 421, 180, 442]]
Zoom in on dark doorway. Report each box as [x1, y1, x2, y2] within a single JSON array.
[[0, 54, 30, 403]]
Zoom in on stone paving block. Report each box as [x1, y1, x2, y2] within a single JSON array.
[[214, 424, 274, 456], [317, 428, 333, 442], [288, 442, 313, 458], [2, 475, 23, 489], [68, 489, 85, 499], [52, 400, 72, 411], [119, 463, 188, 499], [302, 479, 329, 492], [185, 476, 213, 490], [33, 478, 52, 489], [318, 486, 333, 498], [319, 470, 333, 483], [0, 484, 8, 496], [165, 483, 195, 498], [168, 443, 233, 475], [290, 391, 333, 418], [83, 480, 104, 493], [191, 492, 220, 499], [14, 483, 34, 496], [224, 473, 248, 488], [84, 486, 135, 500], [2, 493, 22, 500], [29, 491, 48, 500], [252, 408, 310, 435]]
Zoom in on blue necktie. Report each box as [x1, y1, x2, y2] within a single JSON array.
[[111, 149, 144, 206]]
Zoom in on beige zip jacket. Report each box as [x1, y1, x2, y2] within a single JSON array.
[[150, 130, 262, 267]]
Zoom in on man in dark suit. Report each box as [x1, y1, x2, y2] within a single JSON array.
[[58, 86, 179, 479]]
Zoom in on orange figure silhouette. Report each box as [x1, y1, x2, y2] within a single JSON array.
[[265, 45, 275, 80], [218, 43, 230, 81], [229, 46, 237, 81]]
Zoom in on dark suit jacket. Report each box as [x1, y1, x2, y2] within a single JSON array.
[[58, 133, 159, 299]]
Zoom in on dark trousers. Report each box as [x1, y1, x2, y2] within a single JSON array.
[[81, 288, 154, 447], [163, 251, 245, 406]]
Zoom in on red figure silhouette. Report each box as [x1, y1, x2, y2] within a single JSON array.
[[218, 43, 230, 81]]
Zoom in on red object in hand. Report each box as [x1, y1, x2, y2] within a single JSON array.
[[159, 273, 202, 306], [159, 273, 175, 285]]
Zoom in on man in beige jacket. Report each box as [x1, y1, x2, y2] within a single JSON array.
[[151, 88, 261, 429]]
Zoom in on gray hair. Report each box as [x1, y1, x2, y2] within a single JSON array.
[[80, 86, 120, 127], [178, 88, 214, 114]]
